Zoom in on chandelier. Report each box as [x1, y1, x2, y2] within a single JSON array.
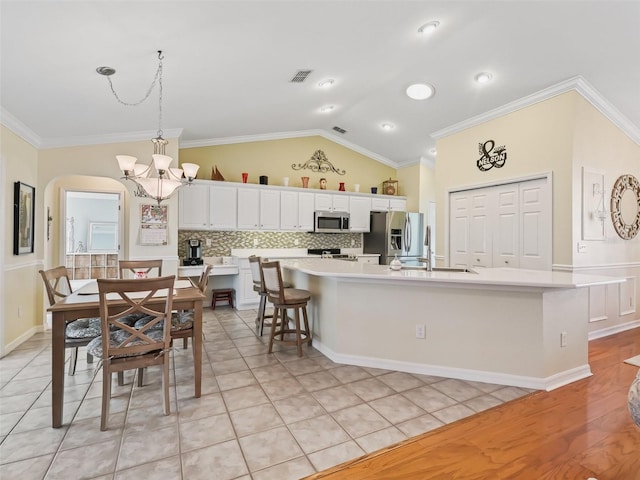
[[97, 51, 199, 204]]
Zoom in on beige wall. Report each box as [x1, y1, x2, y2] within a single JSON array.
[[179, 135, 397, 194], [435, 90, 639, 331], [2, 125, 41, 351], [436, 91, 577, 265]]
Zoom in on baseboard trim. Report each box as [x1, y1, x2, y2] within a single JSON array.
[[2, 325, 44, 358], [311, 340, 591, 391], [589, 320, 640, 341]]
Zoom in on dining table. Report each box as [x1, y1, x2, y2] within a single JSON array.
[[47, 278, 205, 428]]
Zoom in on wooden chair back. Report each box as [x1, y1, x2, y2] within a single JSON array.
[[197, 264, 213, 293], [248, 256, 264, 293], [97, 276, 175, 358], [118, 259, 163, 279], [259, 260, 285, 304], [39, 266, 73, 306]]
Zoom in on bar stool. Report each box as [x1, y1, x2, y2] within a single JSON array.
[[211, 288, 234, 309], [259, 260, 312, 356], [249, 256, 294, 336]]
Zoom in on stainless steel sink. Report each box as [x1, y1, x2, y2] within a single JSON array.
[[399, 265, 477, 273]]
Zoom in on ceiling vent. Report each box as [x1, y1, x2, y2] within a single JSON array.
[[332, 126, 347, 134], [290, 70, 313, 83]]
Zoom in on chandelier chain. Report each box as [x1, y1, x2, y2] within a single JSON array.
[[104, 51, 164, 137]]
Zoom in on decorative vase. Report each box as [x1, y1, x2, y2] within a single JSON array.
[[339, 182, 345, 191], [301, 176, 309, 188], [241, 172, 248, 183], [390, 254, 402, 271], [629, 369, 640, 427]]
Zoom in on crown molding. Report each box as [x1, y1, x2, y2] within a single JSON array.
[[0, 107, 42, 148], [180, 129, 399, 168], [431, 76, 640, 145], [38, 128, 184, 148]]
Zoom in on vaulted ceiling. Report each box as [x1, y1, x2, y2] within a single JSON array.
[[1, 1, 639, 167]]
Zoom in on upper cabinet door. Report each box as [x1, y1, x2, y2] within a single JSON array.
[[332, 195, 349, 212], [298, 192, 315, 231], [370, 197, 390, 212], [389, 198, 406, 211], [237, 187, 260, 229], [315, 193, 332, 211], [280, 190, 299, 230], [260, 190, 281, 230], [179, 184, 210, 230], [349, 196, 371, 232], [210, 185, 237, 230]]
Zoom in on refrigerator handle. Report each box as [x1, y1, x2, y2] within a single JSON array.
[[405, 215, 411, 252]]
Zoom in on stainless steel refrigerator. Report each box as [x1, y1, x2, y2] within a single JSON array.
[[363, 211, 425, 265]]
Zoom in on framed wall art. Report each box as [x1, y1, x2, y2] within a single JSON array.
[[13, 181, 35, 255]]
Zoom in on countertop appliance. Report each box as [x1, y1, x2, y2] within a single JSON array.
[[363, 211, 425, 266], [314, 211, 350, 233], [183, 239, 203, 266]]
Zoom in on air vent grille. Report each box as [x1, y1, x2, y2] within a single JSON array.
[[332, 126, 347, 134], [290, 70, 313, 83]]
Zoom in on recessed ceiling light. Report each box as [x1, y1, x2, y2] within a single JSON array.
[[318, 79, 335, 88], [417, 21, 440, 35], [381, 123, 395, 131], [406, 83, 435, 100], [319, 105, 335, 113], [429, 148, 437, 156], [474, 72, 493, 84]]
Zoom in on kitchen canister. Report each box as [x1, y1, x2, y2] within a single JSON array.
[[259, 175, 268, 185]]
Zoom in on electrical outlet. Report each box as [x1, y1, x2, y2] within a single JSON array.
[[206, 239, 212, 247], [253, 239, 259, 246], [351, 239, 355, 247], [560, 331, 568, 347], [577, 242, 587, 253], [415, 324, 426, 339]]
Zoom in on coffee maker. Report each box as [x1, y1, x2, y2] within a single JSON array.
[[183, 239, 203, 265]]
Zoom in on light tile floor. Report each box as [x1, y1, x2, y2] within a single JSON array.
[[0, 307, 532, 480]]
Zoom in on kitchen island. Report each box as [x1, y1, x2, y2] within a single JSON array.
[[279, 258, 625, 390]]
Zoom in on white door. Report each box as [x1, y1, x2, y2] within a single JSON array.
[[449, 192, 470, 267], [493, 185, 519, 267], [468, 190, 492, 267], [519, 178, 551, 270]]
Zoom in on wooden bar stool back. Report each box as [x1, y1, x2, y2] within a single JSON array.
[[249, 255, 273, 336], [259, 260, 312, 357]]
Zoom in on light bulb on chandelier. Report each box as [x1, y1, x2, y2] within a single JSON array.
[[97, 50, 199, 204]]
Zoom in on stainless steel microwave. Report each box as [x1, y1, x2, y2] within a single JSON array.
[[314, 211, 350, 233]]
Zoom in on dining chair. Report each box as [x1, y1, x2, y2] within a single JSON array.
[[39, 266, 102, 375], [171, 263, 212, 349], [87, 275, 175, 431], [118, 259, 163, 279], [259, 260, 312, 356]]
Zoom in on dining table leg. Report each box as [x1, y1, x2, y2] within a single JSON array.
[[193, 301, 202, 398], [52, 312, 66, 428]]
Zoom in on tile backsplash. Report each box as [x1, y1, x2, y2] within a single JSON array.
[[178, 230, 362, 258]]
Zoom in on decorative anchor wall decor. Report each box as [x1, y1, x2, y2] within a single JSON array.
[[477, 140, 507, 171], [292, 149, 346, 175]]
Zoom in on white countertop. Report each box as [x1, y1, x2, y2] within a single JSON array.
[[230, 248, 378, 259], [278, 258, 624, 289]]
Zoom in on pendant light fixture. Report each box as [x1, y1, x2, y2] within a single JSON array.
[[97, 51, 199, 204]]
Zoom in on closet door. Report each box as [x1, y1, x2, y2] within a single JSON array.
[[493, 184, 519, 267], [449, 192, 471, 267], [468, 189, 492, 268], [519, 178, 551, 270]]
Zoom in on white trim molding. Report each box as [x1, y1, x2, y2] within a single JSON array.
[[39, 129, 184, 149], [588, 320, 640, 341], [0, 107, 41, 148], [431, 76, 640, 145], [2, 325, 44, 358]]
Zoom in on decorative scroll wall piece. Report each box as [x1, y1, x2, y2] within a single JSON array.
[[292, 149, 346, 175], [610, 174, 640, 240]]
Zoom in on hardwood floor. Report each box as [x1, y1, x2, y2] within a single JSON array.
[[304, 328, 640, 480]]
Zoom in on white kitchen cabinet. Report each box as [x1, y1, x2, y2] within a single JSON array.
[[357, 255, 379, 264], [281, 191, 315, 231], [237, 188, 260, 229], [179, 184, 210, 229], [237, 187, 280, 230], [370, 196, 406, 212], [348, 196, 371, 232], [315, 193, 349, 212], [233, 258, 260, 309], [210, 185, 237, 230]]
